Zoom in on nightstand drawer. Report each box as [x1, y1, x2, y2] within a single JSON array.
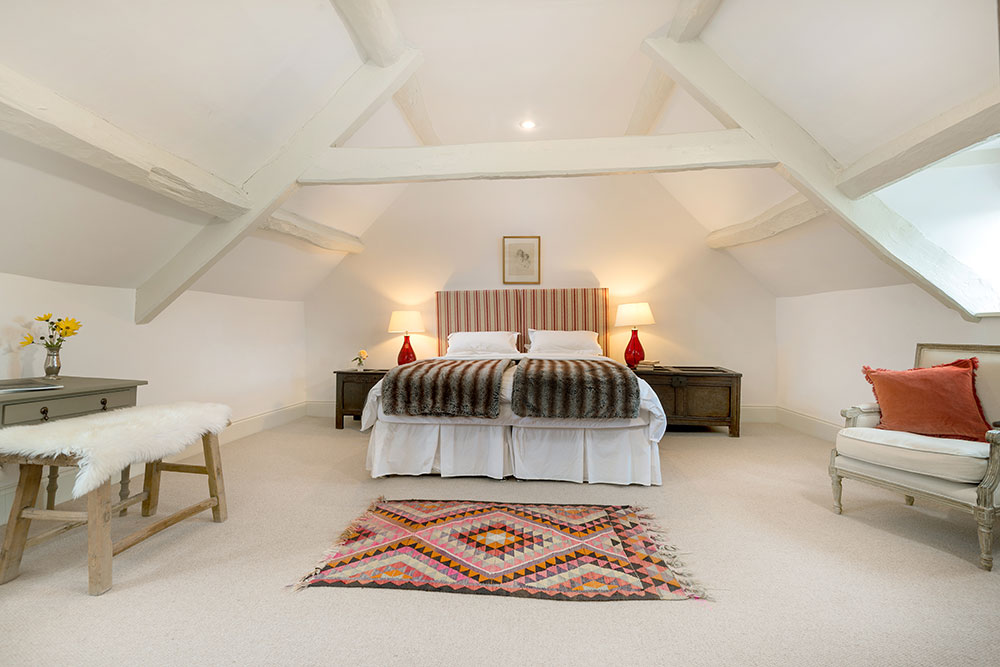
[[2, 388, 137, 426]]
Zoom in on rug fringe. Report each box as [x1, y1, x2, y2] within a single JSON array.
[[290, 497, 386, 592], [633, 506, 710, 601]]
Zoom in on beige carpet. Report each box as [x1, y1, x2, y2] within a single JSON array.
[[0, 418, 997, 666]]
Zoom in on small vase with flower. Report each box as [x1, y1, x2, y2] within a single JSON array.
[[19, 313, 83, 379]]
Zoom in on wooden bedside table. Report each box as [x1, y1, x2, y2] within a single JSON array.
[[633, 366, 742, 437], [335, 369, 388, 429]]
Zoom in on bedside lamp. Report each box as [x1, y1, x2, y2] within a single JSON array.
[[615, 302, 655, 369], [388, 310, 425, 365]]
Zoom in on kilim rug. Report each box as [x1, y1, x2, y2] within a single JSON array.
[[295, 499, 705, 601]]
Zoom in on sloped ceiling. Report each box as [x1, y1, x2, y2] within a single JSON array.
[[193, 102, 419, 299], [701, 0, 999, 165], [0, 131, 210, 288], [879, 138, 1000, 294], [0, 0, 362, 184], [391, 0, 677, 142], [0, 0, 995, 308]]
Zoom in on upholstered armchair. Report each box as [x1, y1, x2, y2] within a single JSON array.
[[829, 344, 1000, 570]]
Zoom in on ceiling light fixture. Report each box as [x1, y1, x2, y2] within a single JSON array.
[[518, 120, 537, 130]]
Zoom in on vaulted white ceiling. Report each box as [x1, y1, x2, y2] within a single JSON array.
[[0, 0, 362, 184], [0, 0, 997, 315], [392, 0, 676, 142], [702, 0, 998, 165]]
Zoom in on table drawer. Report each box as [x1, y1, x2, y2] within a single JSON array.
[[2, 388, 137, 426]]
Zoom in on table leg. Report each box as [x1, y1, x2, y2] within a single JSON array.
[[118, 465, 131, 516], [46, 465, 59, 509]]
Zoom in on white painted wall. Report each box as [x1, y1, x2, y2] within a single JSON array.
[[304, 174, 778, 408], [776, 283, 1000, 427], [0, 272, 307, 519], [0, 272, 307, 419]]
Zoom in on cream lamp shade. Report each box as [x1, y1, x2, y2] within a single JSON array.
[[615, 302, 655, 328], [387, 310, 425, 334]]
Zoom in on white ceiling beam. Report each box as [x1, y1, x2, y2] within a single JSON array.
[[0, 63, 251, 220], [329, 0, 405, 67], [931, 147, 1000, 169], [331, 0, 440, 145], [261, 210, 364, 253], [668, 0, 725, 41], [643, 36, 1000, 320], [393, 76, 441, 145], [706, 194, 827, 249], [134, 50, 422, 324], [299, 130, 775, 185], [625, 67, 676, 135], [836, 88, 1000, 198]]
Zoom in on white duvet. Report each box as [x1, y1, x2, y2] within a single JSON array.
[[361, 355, 667, 444]]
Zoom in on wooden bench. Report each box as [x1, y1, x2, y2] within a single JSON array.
[[0, 406, 228, 595]]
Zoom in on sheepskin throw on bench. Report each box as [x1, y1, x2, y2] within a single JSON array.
[[0, 402, 231, 498]]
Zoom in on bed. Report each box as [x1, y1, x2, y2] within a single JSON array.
[[360, 288, 667, 485]]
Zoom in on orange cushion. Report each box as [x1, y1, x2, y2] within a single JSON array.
[[863, 358, 990, 442]]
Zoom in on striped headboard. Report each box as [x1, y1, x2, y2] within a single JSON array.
[[436, 288, 610, 355]]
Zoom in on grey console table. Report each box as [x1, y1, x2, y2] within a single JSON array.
[[0, 377, 147, 510]]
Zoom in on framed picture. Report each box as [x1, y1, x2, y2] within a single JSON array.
[[502, 236, 540, 284]]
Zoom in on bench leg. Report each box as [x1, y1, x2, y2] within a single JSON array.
[[86, 480, 113, 595], [0, 464, 44, 584], [141, 460, 161, 517], [119, 465, 131, 517], [202, 433, 227, 523]]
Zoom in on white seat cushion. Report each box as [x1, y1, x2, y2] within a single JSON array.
[[836, 427, 988, 484]]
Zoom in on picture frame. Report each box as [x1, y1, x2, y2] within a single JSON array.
[[502, 236, 540, 284]]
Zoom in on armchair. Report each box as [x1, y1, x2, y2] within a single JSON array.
[[829, 343, 1000, 570]]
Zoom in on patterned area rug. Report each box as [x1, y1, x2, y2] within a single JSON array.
[[296, 499, 704, 601]]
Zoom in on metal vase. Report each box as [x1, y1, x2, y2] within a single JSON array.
[[44, 347, 61, 379]]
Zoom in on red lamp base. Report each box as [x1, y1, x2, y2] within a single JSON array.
[[624, 328, 644, 369], [397, 334, 416, 365]]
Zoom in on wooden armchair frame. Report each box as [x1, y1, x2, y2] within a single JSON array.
[[829, 343, 1000, 571]]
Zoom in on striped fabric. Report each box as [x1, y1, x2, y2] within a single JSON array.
[[436, 290, 524, 356], [435, 288, 610, 355], [521, 288, 610, 355]]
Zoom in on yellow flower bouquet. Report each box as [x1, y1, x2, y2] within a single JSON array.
[[20, 313, 83, 379], [21, 313, 83, 351], [352, 349, 368, 370]]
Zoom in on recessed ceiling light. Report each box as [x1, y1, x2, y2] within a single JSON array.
[[518, 120, 537, 130]]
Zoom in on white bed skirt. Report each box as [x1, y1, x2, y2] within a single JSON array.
[[366, 421, 662, 486]]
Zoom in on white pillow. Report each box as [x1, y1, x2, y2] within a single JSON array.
[[527, 329, 602, 355], [445, 331, 520, 356]]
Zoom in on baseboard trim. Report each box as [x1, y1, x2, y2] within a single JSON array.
[[742, 405, 776, 423], [306, 401, 336, 418], [0, 401, 308, 527], [775, 407, 840, 442]]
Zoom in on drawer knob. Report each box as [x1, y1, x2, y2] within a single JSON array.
[[100, 398, 108, 411], [39, 406, 49, 421]]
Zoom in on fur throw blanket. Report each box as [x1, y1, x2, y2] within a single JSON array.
[[0, 402, 231, 498], [381, 358, 514, 418], [512, 358, 640, 419]]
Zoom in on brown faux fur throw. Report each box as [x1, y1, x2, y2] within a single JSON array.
[[512, 358, 640, 419], [381, 358, 514, 418]]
